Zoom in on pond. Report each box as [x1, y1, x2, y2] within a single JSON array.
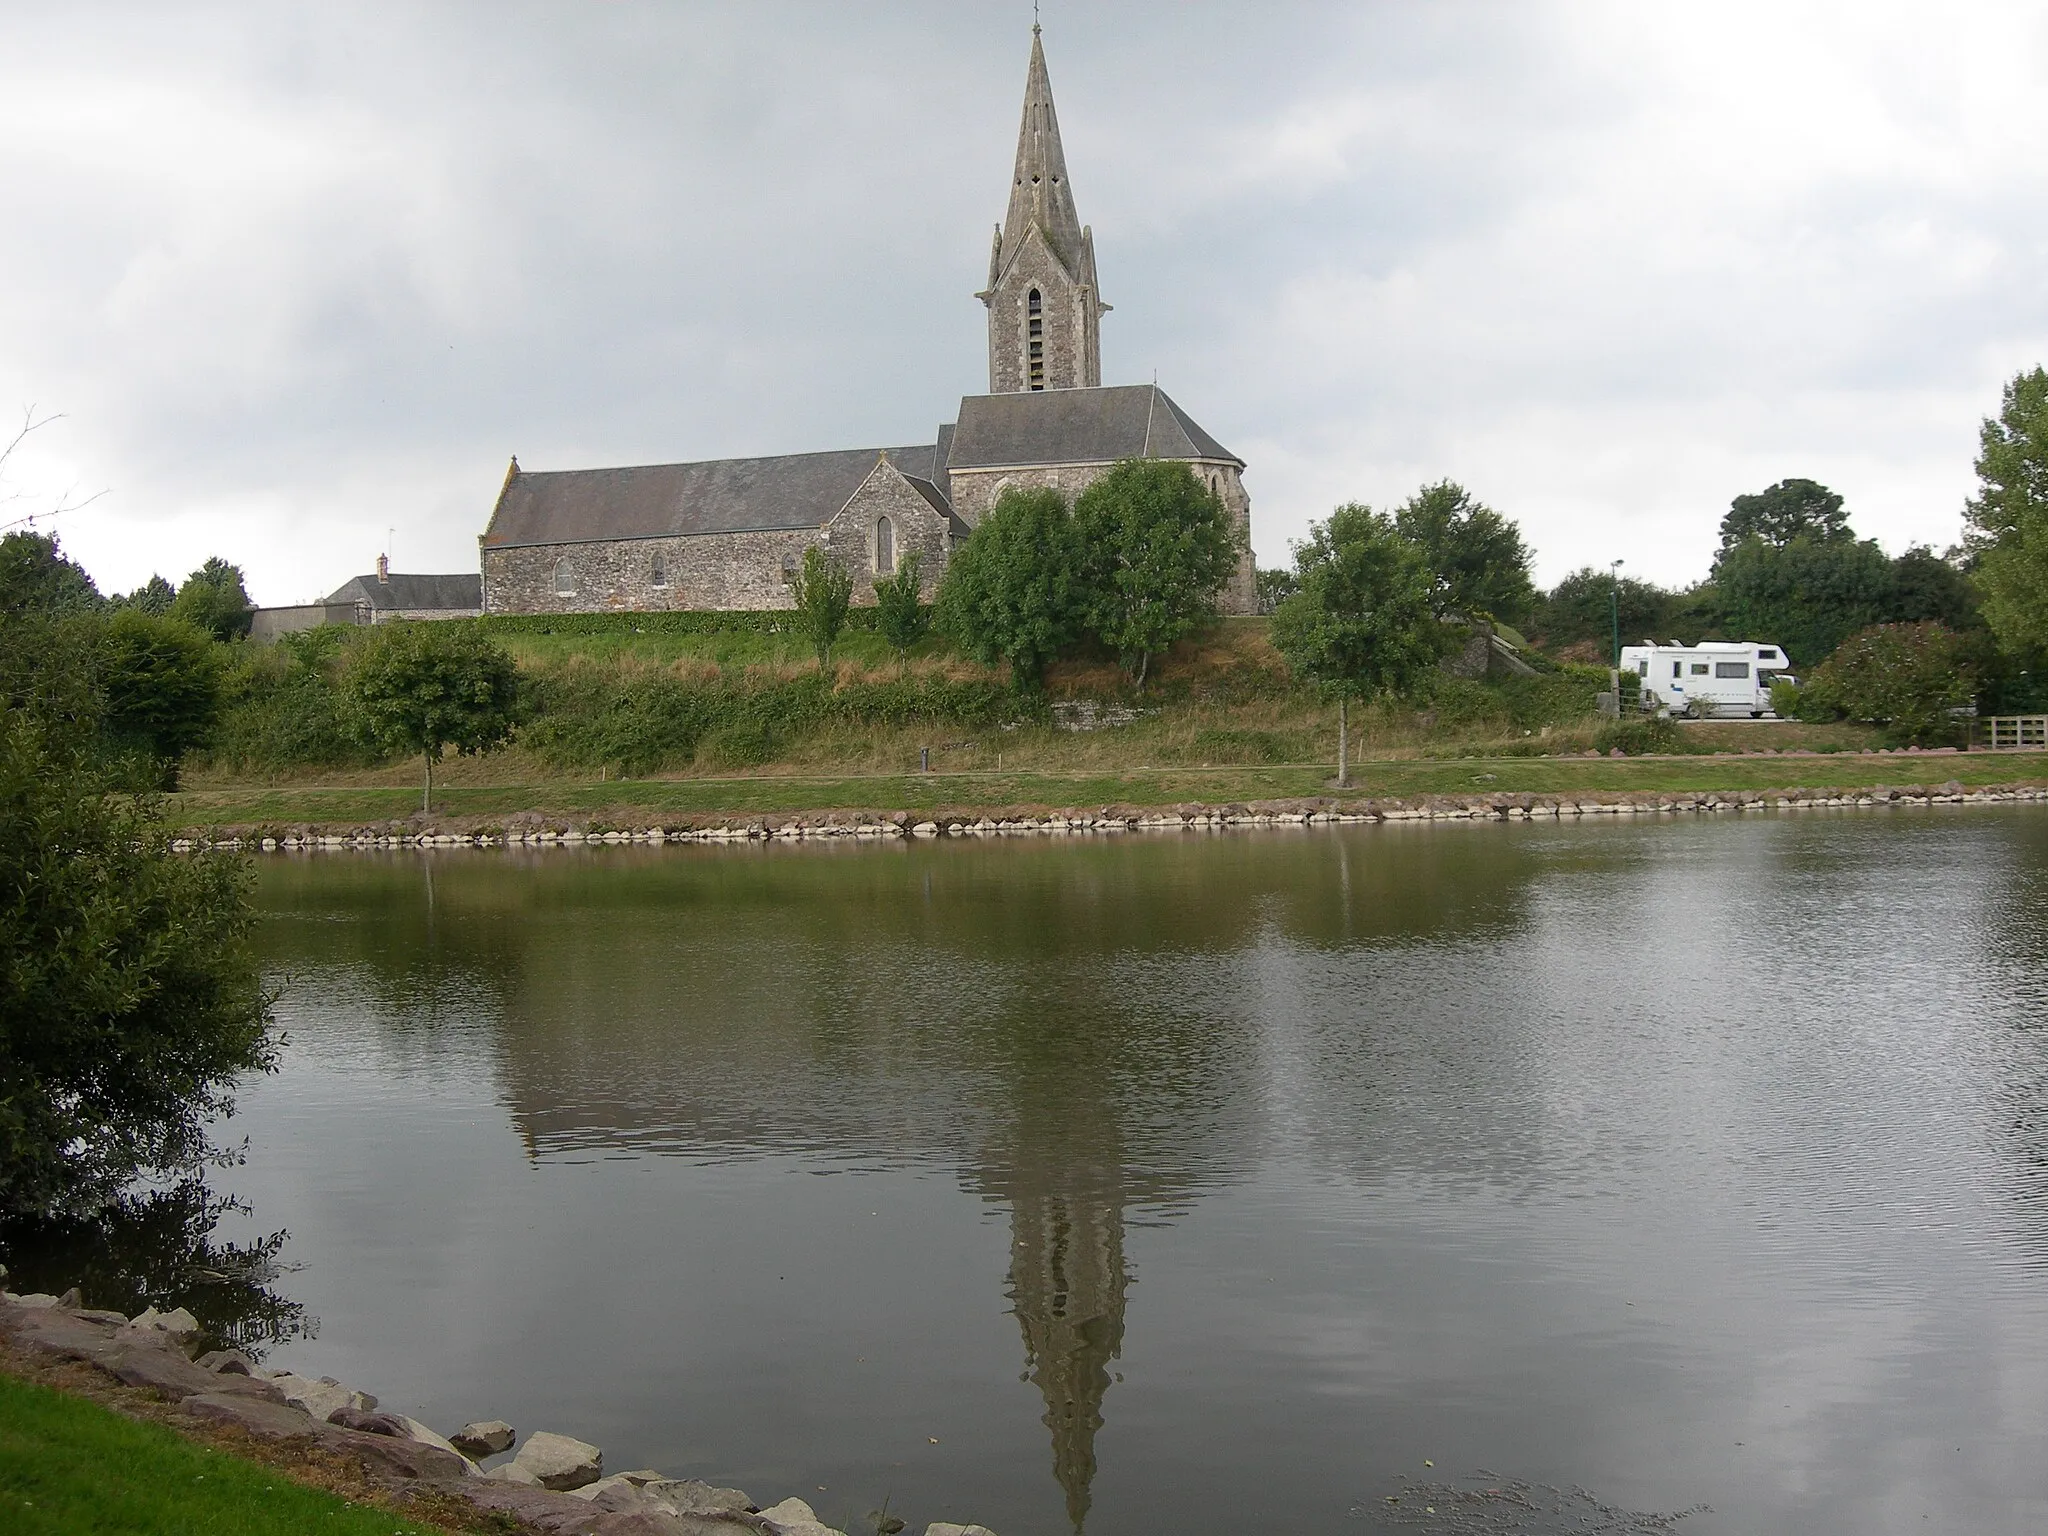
[[149, 813, 2048, 1531]]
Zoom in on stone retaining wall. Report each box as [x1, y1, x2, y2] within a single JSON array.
[[169, 781, 2048, 854]]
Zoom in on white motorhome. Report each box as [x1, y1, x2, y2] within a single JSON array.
[[1620, 641, 1794, 719]]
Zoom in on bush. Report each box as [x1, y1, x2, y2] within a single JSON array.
[[0, 711, 273, 1215], [1594, 716, 1681, 755], [1795, 621, 1972, 745]]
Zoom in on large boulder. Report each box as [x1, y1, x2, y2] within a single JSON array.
[[270, 1372, 376, 1421], [756, 1497, 849, 1536], [196, 1348, 256, 1376], [513, 1430, 604, 1491], [925, 1526, 1000, 1536], [484, 1461, 544, 1486], [180, 1391, 322, 1440], [320, 1423, 476, 1483], [452, 1420, 517, 1457], [128, 1306, 202, 1350], [392, 1414, 475, 1468]]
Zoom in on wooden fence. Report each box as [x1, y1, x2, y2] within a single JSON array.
[[1975, 715, 2048, 749]]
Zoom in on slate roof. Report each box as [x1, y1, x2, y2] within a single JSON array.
[[946, 385, 1239, 471], [483, 446, 939, 550], [324, 572, 483, 612]]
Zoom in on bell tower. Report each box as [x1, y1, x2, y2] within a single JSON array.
[[976, 26, 1109, 393]]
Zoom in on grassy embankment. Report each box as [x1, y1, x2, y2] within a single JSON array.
[[0, 1368, 457, 1536], [177, 618, 2047, 829]]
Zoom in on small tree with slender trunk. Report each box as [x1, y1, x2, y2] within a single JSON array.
[[872, 549, 927, 674], [1269, 504, 1441, 788], [791, 545, 853, 671], [347, 621, 518, 812], [1073, 458, 1241, 688]]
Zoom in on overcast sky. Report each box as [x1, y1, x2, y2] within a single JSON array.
[[3, 1, 2046, 604]]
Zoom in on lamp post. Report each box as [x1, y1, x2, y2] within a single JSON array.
[[1609, 559, 1625, 717]]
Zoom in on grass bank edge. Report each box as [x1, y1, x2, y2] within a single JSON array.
[[157, 752, 2048, 834], [0, 1363, 468, 1536]]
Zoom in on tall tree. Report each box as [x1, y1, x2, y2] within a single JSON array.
[[789, 545, 854, 670], [170, 557, 254, 643], [934, 487, 1085, 689], [0, 708, 272, 1216], [1268, 505, 1440, 788], [116, 575, 177, 616], [1715, 530, 1894, 668], [1964, 365, 2048, 658], [1716, 478, 1851, 560], [1073, 459, 1241, 687], [1392, 481, 1537, 624], [346, 622, 519, 812], [0, 531, 101, 618], [1887, 546, 1979, 632], [1540, 568, 1681, 647]]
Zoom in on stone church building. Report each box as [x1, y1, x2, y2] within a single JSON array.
[[480, 28, 1255, 616]]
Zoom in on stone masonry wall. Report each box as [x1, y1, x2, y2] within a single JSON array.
[[480, 463, 954, 615], [984, 231, 1099, 394]]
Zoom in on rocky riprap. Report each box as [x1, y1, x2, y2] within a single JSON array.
[[168, 780, 2048, 853], [0, 1284, 997, 1536]]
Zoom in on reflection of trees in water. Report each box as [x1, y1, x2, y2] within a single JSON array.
[[251, 832, 1546, 1526], [0, 1179, 313, 1359]]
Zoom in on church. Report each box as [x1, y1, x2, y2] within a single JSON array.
[[478, 27, 1256, 617]]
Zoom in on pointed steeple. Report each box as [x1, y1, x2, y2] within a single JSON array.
[[978, 26, 1108, 393], [1000, 25, 1088, 282]]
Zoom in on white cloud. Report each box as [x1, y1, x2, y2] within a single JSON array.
[[1, 1, 2045, 600]]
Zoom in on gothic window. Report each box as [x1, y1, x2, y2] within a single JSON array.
[[649, 551, 668, 588], [874, 516, 895, 575], [1027, 288, 1045, 390], [553, 557, 575, 596]]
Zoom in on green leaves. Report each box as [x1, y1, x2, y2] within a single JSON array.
[[872, 549, 929, 662], [346, 622, 519, 761], [1795, 622, 1972, 745], [1073, 459, 1241, 685], [1966, 366, 2048, 658], [934, 486, 1085, 689], [0, 711, 272, 1216], [168, 557, 253, 643], [1269, 503, 1442, 702], [1393, 481, 1536, 625], [791, 545, 854, 669]]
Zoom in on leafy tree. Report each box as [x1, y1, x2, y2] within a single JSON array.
[[872, 549, 929, 672], [1716, 477, 1851, 559], [1964, 365, 2048, 657], [0, 530, 101, 618], [1073, 459, 1241, 687], [934, 487, 1085, 689], [1888, 545, 1978, 631], [0, 709, 273, 1216], [1795, 622, 1972, 745], [1393, 480, 1537, 624], [170, 557, 253, 642], [790, 545, 854, 670], [346, 622, 519, 811], [1715, 532, 1894, 669], [1539, 567, 1680, 649], [96, 611, 223, 787], [1255, 567, 1298, 615], [1269, 504, 1440, 787], [116, 575, 177, 616]]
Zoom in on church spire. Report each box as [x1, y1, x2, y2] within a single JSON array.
[[978, 26, 1108, 393], [1000, 25, 1087, 283]]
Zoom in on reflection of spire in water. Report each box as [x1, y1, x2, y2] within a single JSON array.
[[1007, 1182, 1127, 1532]]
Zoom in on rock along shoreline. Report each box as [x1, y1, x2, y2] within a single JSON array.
[[0, 1282, 995, 1536], [170, 779, 2048, 854]]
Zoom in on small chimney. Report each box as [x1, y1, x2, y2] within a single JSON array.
[[376, 553, 389, 585]]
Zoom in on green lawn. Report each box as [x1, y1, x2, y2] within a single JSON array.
[[0, 1371, 451, 1536], [161, 750, 2048, 830]]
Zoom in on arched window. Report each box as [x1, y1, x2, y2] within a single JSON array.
[[553, 557, 575, 597], [1026, 288, 1045, 390], [649, 551, 668, 588], [875, 516, 895, 575]]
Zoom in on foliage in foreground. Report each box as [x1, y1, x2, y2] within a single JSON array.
[[0, 712, 272, 1217], [1966, 364, 2048, 661]]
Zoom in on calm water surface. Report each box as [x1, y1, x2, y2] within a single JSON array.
[[210, 810, 2048, 1535]]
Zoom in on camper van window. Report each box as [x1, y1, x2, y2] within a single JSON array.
[[1715, 662, 1750, 679], [1690, 663, 1709, 675], [1638, 660, 1648, 676], [1672, 662, 1682, 678], [1758, 648, 1779, 660]]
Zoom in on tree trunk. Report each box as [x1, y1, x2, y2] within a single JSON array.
[[1135, 651, 1150, 691], [1337, 696, 1349, 788], [423, 749, 433, 814]]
